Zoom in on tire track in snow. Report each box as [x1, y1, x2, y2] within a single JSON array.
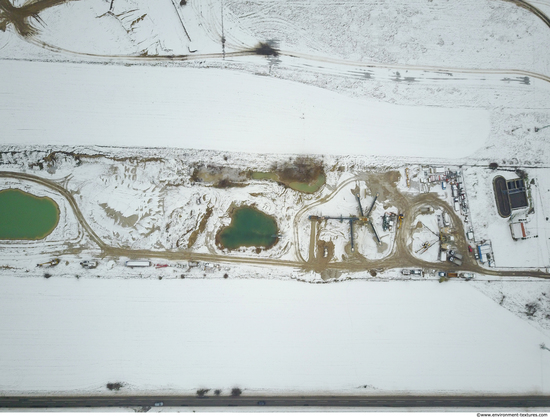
[[9, 31, 550, 87]]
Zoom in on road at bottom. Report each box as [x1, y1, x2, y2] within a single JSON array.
[[1, 396, 550, 409]]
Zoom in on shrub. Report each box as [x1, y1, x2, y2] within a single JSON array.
[[515, 169, 527, 179], [231, 388, 242, 397], [106, 382, 124, 391], [196, 389, 210, 397], [525, 302, 539, 317]]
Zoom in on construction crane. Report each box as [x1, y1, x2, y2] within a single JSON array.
[[36, 258, 60, 267], [415, 239, 439, 255], [357, 192, 381, 246], [420, 222, 439, 238], [309, 191, 381, 253]]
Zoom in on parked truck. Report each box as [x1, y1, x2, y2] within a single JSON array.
[[37, 258, 60, 267], [80, 260, 98, 269], [448, 256, 463, 266], [401, 269, 423, 276], [459, 272, 475, 280], [448, 250, 463, 260], [125, 260, 152, 268]]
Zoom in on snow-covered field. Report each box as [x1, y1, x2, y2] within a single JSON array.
[[0, 0, 550, 400], [0, 59, 490, 159], [1, 276, 549, 396]]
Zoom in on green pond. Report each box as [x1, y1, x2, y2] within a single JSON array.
[[0, 189, 60, 240], [218, 206, 278, 250], [251, 171, 325, 193]]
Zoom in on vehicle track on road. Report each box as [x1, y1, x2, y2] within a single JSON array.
[[277, 49, 550, 85], [2, 3, 549, 89], [22, 35, 550, 86]]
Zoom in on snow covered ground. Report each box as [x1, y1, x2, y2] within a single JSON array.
[[0, 59, 490, 159], [225, 0, 550, 76], [1, 276, 549, 396], [0, 0, 550, 400]]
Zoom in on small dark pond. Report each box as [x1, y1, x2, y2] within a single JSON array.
[[218, 206, 278, 250]]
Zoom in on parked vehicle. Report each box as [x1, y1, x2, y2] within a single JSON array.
[[449, 256, 463, 266], [37, 258, 60, 267], [125, 260, 152, 268], [459, 272, 475, 279], [402, 269, 422, 276], [80, 260, 98, 269], [448, 250, 463, 260], [438, 271, 458, 278]]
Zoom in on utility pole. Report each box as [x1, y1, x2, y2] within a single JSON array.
[[221, 0, 226, 59]]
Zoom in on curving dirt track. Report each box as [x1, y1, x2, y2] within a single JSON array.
[[1, 170, 549, 280], [20, 35, 550, 86], [2, 0, 550, 86], [504, 0, 550, 30]]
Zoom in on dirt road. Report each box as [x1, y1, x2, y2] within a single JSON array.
[[1, 170, 548, 280], [3, 0, 550, 89]]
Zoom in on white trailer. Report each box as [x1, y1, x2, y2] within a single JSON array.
[[125, 260, 152, 267]]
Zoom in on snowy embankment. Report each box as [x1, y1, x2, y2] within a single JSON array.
[[0, 60, 490, 160], [0, 276, 549, 396]]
